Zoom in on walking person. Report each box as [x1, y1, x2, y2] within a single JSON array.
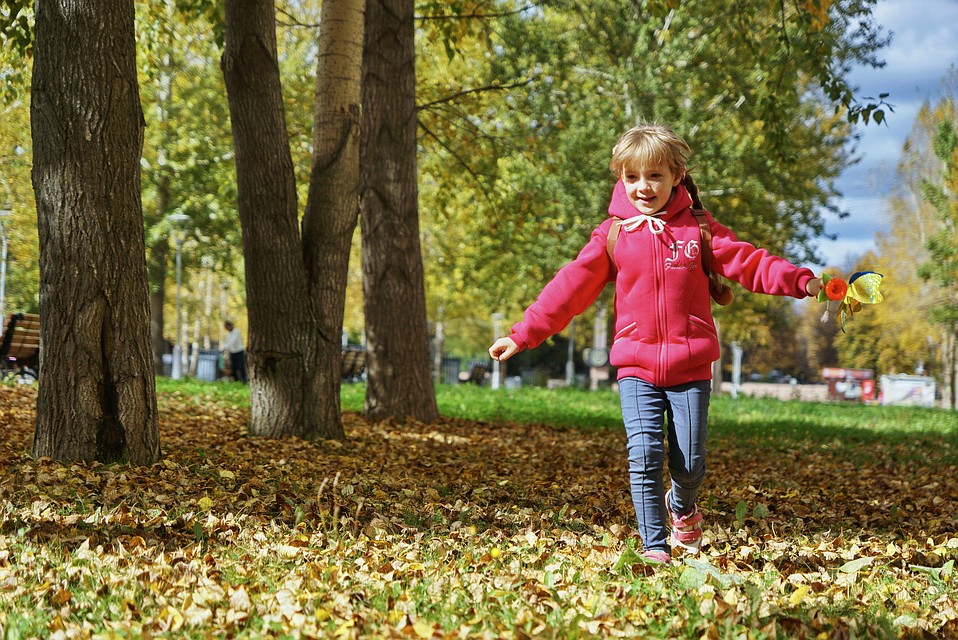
[[222, 321, 248, 383], [489, 123, 823, 564]]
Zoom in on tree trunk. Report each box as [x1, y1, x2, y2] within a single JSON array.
[[301, 0, 364, 434], [949, 328, 957, 410], [360, 0, 439, 423], [149, 241, 169, 376], [31, 0, 159, 465], [221, 0, 344, 439], [149, 172, 171, 376]]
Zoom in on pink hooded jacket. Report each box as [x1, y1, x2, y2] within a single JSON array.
[[508, 181, 815, 387]]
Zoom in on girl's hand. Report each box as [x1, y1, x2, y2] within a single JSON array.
[[805, 278, 823, 297], [489, 337, 519, 362]]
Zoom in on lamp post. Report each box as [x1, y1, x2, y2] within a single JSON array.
[[565, 318, 575, 387], [491, 312, 504, 390], [730, 341, 743, 399], [0, 206, 11, 333], [168, 213, 190, 379]]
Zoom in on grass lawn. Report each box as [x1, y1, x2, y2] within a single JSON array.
[[1, 380, 956, 638]]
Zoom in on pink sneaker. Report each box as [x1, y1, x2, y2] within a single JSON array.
[[667, 490, 703, 554], [641, 549, 671, 564]]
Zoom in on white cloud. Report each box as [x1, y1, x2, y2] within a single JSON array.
[[823, 0, 957, 268]]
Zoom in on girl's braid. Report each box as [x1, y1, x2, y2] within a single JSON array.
[[682, 174, 704, 210]]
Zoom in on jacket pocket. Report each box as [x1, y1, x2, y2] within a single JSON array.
[[612, 321, 637, 344], [688, 314, 715, 338]]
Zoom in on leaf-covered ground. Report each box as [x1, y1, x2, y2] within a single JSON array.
[[1, 384, 956, 639]]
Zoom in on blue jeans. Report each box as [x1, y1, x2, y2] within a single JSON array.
[[619, 377, 710, 553]]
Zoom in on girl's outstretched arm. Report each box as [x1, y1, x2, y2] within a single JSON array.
[[489, 337, 519, 362]]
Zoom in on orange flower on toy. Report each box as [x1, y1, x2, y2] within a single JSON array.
[[818, 271, 884, 332], [824, 277, 848, 301]]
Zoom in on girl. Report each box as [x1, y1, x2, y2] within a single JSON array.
[[489, 124, 823, 564]]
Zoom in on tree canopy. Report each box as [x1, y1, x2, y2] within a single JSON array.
[[416, 0, 887, 355], [3, 0, 934, 396]]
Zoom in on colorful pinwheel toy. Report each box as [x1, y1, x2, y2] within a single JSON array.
[[818, 271, 884, 332]]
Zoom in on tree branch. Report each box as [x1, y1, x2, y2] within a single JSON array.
[[417, 79, 532, 111], [275, 5, 319, 28], [416, 5, 536, 21], [417, 118, 496, 204]]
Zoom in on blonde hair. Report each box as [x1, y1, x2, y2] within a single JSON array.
[[610, 123, 703, 209]]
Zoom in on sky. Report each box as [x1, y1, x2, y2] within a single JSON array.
[[809, 0, 958, 271]]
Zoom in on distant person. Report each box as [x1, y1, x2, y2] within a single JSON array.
[[489, 123, 823, 565], [222, 321, 248, 383]]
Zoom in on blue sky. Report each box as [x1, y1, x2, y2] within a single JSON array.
[[808, 0, 958, 271]]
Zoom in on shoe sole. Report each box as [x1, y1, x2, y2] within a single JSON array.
[[666, 489, 703, 554], [670, 533, 702, 554]]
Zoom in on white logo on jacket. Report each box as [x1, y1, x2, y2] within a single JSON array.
[[665, 239, 702, 270]]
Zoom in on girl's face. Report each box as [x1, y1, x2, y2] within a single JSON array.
[[621, 163, 683, 215]]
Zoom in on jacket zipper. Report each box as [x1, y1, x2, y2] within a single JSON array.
[[653, 236, 668, 382]]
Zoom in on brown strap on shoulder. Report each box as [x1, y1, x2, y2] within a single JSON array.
[[692, 209, 734, 306], [606, 220, 621, 266], [691, 209, 713, 274]]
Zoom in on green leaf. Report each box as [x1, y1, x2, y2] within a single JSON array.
[[839, 556, 874, 573], [911, 560, 954, 581], [735, 500, 747, 525], [677, 566, 707, 590], [684, 558, 741, 589], [613, 545, 642, 574]]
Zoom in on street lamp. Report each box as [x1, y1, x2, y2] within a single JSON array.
[[168, 213, 190, 379], [565, 318, 575, 387], [491, 312, 504, 390], [0, 206, 11, 333]]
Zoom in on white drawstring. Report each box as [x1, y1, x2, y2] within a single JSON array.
[[622, 214, 666, 234]]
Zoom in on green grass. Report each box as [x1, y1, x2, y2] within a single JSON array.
[[348, 380, 957, 446], [156, 377, 252, 408], [172, 378, 958, 461]]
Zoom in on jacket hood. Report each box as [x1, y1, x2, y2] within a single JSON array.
[[607, 180, 693, 221]]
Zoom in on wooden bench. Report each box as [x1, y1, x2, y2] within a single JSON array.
[[0, 312, 41, 379], [217, 346, 366, 382], [341, 346, 366, 382], [465, 361, 489, 386]]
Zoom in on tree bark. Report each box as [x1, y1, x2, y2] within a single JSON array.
[[221, 0, 349, 439], [149, 172, 171, 376], [302, 0, 365, 430], [361, 0, 439, 423], [31, 0, 160, 464], [149, 241, 168, 376]]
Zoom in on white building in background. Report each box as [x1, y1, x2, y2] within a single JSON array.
[[879, 374, 937, 408]]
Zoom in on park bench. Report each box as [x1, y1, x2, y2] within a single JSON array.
[[0, 312, 40, 381], [464, 361, 489, 386], [216, 347, 366, 382], [342, 346, 366, 383]]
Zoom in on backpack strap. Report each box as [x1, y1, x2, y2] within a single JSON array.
[[691, 209, 714, 275], [606, 220, 621, 268], [692, 209, 734, 306]]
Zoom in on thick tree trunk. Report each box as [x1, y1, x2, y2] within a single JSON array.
[[31, 0, 159, 464], [302, 0, 365, 428], [221, 0, 343, 439], [361, 0, 439, 423]]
